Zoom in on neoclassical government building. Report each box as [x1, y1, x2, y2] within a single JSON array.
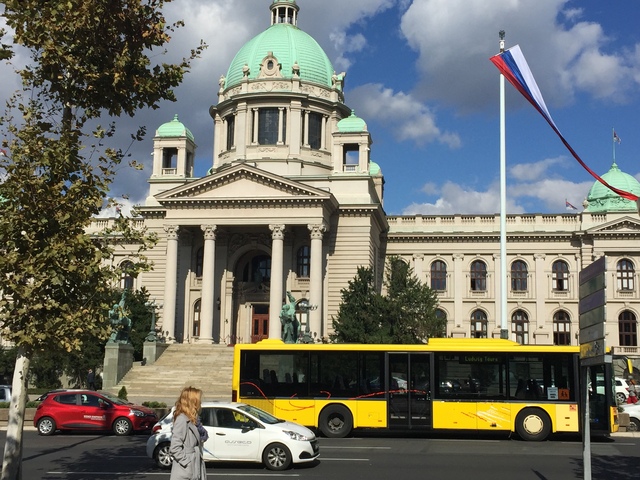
[[94, 0, 640, 356]]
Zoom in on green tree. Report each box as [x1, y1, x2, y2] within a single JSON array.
[[0, 2, 205, 478], [331, 267, 390, 343], [120, 287, 152, 361], [332, 259, 445, 344], [384, 257, 445, 343]]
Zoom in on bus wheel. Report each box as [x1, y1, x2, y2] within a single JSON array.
[[629, 418, 640, 432], [515, 408, 551, 441], [319, 405, 353, 438]]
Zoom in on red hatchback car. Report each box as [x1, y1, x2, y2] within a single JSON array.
[[34, 390, 158, 436]]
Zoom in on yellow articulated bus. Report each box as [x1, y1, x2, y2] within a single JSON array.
[[232, 338, 618, 440]]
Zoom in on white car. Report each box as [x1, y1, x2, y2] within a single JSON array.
[[146, 402, 319, 471], [620, 402, 640, 431]]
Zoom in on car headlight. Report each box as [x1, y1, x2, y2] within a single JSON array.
[[282, 430, 313, 441], [130, 409, 146, 417]]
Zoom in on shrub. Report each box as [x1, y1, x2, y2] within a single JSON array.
[[117, 386, 128, 400], [142, 401, 167, 408]]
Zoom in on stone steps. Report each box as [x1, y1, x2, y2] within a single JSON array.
[[107, 343, 234, 405]]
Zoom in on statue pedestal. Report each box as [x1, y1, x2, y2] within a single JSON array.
[[102, 343, 134, 389], [143, 341, 169, 366]]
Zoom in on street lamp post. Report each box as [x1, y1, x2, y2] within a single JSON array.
[[144, 299, 161, 342], [297, 300, 317, 343]]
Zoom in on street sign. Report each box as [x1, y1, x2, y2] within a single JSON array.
[[579, 306, 605, 329], [578, 322, 606, 344], [579, 256, 606, 285], [578, 289, 605, 316], [580, 338, 605, 359]]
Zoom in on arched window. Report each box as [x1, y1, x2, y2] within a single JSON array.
[[193, 299, 201, 338], [470, 310, 487, 338], [470, 260, 487, 291], [511, 310, 529, 344], [195, 247, 204, 278], [511, 260, 528, 291], [296, 246, 310, 278], [553, 310, 571, 346], [120, 260, 135, 290], [430, 260, 447, 291], [617, 259, 635, 291], [619, 310, 638, 346], [242, 255, 271, 283], [552, 260, 569, 291]]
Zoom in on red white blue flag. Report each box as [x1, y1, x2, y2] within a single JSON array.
[[565, 200, 577, 210], [490, 45, 638, 202], [613, 131, 621, 144]]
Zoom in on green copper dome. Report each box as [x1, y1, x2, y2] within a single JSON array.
[[156, 114, 194, 142], [585, 162, 640, 212], [337, 111, 367, 132], [225, 23, 334, 89], [369, 161, 381, 175]]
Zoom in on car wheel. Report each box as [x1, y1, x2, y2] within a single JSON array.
[[628, 418, 640, 432], [617, 392, 627, 404], [262, 442, 292, 471], [515, 408, 551, 441], [112, 417, 133, 436], [154, 442, 172, 469], [37, 417, 56, 436], [319, 404, 353, 438]]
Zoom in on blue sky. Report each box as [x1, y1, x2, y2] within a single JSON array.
[[2, 0, 640, 216]]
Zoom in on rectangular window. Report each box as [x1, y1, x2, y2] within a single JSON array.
[[258, 108, 279, 145], [509, 353, 574, 401], [226, 116, 235, 150], [435, 353, 506, 399], [308, 112, 322, 149]]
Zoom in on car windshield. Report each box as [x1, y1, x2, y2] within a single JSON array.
[[99, 391, 132, 406], [237, 404, 282, 424]]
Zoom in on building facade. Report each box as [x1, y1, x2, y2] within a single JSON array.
[[96, 0, 640, 355]]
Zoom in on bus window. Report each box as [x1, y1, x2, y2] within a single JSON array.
[[310, 351, 358, 398], [240, 351, 309, 398], [508, 353, 574, 401], [435, 353, 506, 399]]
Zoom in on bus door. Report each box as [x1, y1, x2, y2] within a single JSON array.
[[387, 353, 431, 429]]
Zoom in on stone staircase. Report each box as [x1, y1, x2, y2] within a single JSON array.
[[108, 343, 234, 406]]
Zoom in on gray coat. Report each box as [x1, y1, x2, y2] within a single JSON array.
[[169, 413, 207, 480]]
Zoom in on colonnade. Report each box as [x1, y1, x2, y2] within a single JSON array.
[[161, 223, 326, 343]]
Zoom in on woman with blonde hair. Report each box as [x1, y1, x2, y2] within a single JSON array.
[[170, 386, 208, 480]]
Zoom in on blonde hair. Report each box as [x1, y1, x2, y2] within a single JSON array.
[[173, 386, 203, 424]]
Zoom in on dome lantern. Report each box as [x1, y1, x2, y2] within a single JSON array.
[[584, 161, 640, 213], [270, 0, 299, 26]]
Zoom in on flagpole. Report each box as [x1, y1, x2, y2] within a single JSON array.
[[499, 30, 508, 340], [612, 127, 616, 164]]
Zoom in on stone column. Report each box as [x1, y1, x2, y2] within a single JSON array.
[[269, 225, 285, 339], [413, 254, 424, 283], [162, 225, 179, 341], [252, 108, 259, 144], [303, 110, 310, 147], [309, 224, 326, 338], [277, 107, 284, 145], [198, 225, 217, 343]]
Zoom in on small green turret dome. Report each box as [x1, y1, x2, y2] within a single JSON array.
[[225, 2, 334, 89], [156, 114, 194, 142], [369, 161, 381, 175], [585, 162, 640, 212], [337, 111, 367, 132]]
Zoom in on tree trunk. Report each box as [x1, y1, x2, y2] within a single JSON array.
[[1, 346, 30, 480]]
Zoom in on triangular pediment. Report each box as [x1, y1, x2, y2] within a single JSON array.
[[155, 164, 332, 204], [586, 215, 640, 234]]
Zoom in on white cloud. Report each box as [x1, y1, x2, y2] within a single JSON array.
[[509, 156, 566, 182], [399, 0, 640, 110], [348, 83, 461, 147]]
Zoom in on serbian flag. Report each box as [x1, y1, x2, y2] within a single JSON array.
[[490, 45, 638, 202], [565, 199, 577, 210]]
